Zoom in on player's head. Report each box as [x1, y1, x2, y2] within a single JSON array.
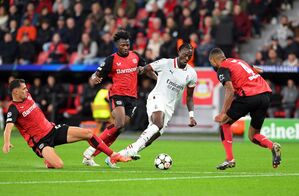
[[209, 48, 226, 70], [9, 79, 28, 101], [114, 30, 130, 56], [177, 43, 193, 68]]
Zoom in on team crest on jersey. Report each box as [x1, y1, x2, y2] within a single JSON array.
[[132, 58, 137, 64]]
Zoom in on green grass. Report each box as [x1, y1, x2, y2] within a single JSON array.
[[0, 135, 299, 196]]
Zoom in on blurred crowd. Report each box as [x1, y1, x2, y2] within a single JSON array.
[[254, 15, 299, 67], [0, 0, 296, 67]]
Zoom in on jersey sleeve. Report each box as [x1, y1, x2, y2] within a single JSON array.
[[149, 59, 167, 73], [6, 104, 19, 124], [97, 55, 114, 78], [133, 51, 146, 67], [217, 67, 231, 85], [187, 69, 198, 88]]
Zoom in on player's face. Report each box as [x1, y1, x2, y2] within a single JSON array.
[[17, 83, 28, 101], [178, 49, 192, 68], [117, 39, 130, 56]]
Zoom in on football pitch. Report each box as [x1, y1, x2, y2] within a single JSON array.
[[0, 135, 299, 196]]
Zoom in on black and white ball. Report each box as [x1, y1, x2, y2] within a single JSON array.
[[154, 153, 173, 170]]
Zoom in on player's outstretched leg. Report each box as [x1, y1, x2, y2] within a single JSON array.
[[216, 124, 235, 170], [67, 126, 132, 165], [42, 147, 64, 169]]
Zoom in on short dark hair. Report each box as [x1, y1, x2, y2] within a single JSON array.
[[113, 30, 131, 42], [209, 48, 225, 59], [9, 79, 25, 92], [178, 43, 193, 52]]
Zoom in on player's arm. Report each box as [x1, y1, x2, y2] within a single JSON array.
[[186, 86, 197, 127], [90, 56, 114, 84], [215, 67, 235, 123], [140, 65, 158, 80], [252, 65, 263, 74], [135, 52, 158, 80], [2, 105, 18, 154], [221, 81, 235, 114], [3, 123, 14, 153]]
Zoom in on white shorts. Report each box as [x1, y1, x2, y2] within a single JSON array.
[[146, 94, 174, 133]]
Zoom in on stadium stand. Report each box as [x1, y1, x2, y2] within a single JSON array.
[[0, 0, 298, 127]]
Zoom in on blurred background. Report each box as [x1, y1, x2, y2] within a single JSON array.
[[0, 0, 298, 142]]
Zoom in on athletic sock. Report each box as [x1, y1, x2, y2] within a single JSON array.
[[130, 124, 160, 153], [220, 124, 234, 161], [88, 135, 113, 156], [252, 134, 273, 149], [92, 124, 120, 156], [83, 146, 96, 159]]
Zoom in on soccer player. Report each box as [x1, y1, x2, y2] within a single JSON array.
[[82, 30, 155, 166], [2, 79, 131, 169], [208, 48, 281, 170], [110, 43, 198, 168]]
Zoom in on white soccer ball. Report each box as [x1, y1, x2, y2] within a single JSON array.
[[154, 153, 173, 170]]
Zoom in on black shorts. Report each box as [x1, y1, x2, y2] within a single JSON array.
[[227, 92, 271, 130], [109, 95, 137, 118], [32, 124, 69, 158]]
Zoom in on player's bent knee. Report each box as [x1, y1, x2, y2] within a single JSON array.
[[154, 122, 163, 130], [85, 129, 94, 138], [53, 160, 64, 169]]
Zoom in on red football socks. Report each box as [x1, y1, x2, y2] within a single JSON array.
[[92, 124, 120, 156], [88, 135, 113, 156], [220, 124, 234, 161], [252, 134, 273, 149]]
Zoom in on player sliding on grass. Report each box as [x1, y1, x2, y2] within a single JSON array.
[[2, 79, 131, 169], [209, 48, 281, 170], [106, 43, 198, 168]]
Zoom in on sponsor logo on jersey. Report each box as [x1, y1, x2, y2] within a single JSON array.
[[116, 100, 123, 105], [116, 62, 121, 66], [116, 67, 137, 74], [166, 79, 184, 93], [22, 103, 37, 117], [38, 143, 45, 150]]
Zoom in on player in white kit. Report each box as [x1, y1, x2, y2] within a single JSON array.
[[106, 43, 198, 167]]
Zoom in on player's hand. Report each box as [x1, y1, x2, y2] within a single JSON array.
[[138, 66, 145, 75], [188, 117, 197, 127], [90, 73, 103, 84], [2, 143, 13, 154], [214, 113, 226, 123]]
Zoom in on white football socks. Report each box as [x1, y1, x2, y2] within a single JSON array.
[[131, 124, 160, 153], [83, 146, 96, 159]]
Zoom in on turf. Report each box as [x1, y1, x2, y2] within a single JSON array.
[[0, 135, 299, 196]]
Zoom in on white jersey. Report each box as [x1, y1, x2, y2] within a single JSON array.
[[149, 58, 197, 111]]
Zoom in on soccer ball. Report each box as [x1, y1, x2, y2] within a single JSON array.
[[154, 153, 173, 170]]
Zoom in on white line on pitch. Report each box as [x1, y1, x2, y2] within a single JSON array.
[[0, 170, 275, 175], [0, 173, 298, 185]]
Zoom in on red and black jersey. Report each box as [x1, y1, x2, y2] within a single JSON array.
[[6, 93, 54, 147], [217, 58, 272, 96], [98, 51, 146, 98]]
